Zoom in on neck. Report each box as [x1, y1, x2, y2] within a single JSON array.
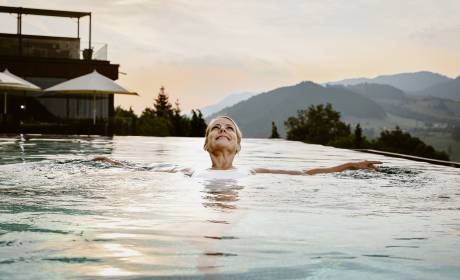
[[209, 150, 236, 170]]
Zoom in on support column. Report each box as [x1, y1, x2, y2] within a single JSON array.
[[3, 92, 7, 115], [66, 96, 69, 119], [17, 12, 22, 56], [89, 14, 92, 50], [93, 95, 96, 125]]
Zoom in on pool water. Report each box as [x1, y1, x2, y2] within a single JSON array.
[[0, 136, 459, 279]]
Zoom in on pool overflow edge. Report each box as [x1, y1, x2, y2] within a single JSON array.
[[354, 149, 460, 168]]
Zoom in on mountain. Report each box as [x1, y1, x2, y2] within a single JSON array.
[[200, 92, 255, 117], [414, 76, 460, 101], [327, 71, 451, 92], [344, 83, 460, 124], [209, 81, 386, 138], [344, 83, 407, 100]]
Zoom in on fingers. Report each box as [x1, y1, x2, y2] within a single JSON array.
[[93, 156, 108, 161], [357, 160, 382, 170], [368, 164, 377, 170], [369, 161, 382, 170], [361, 161, 382, 168], [93, 156, 122, 166], [363, 163, 375, 170]]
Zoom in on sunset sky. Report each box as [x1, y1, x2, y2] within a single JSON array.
[[1, 0, 459, 114]]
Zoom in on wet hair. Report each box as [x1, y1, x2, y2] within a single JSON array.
[[203, 116, 242, 152]]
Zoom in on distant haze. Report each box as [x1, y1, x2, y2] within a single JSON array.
[[200, 92, 255, 117]]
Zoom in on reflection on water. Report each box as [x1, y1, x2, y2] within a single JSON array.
[[196, 179, 245, 274], [201, 179, 244, 211], [0, 134, 114, 164], [0, 136, 460, 279]]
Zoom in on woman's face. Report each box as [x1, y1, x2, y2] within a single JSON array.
[[206, 118, 240, 154]]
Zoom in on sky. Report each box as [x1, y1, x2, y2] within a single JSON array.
[[1, 0, 460, 114]]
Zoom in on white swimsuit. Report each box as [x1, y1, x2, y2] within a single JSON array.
[[191, 167, 254, 180]]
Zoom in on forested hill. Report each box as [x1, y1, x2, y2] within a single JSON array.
[[343, 83, 460, 124], [344, 83, 407, 100], [210, 81, 386, 138], [414, 76, 460, 101]]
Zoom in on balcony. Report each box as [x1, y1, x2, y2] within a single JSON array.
[[0, 33, 80, 59], [0, 33, 108, 61]]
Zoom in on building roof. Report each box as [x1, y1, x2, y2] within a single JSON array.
[[0, 6, 90, 18]]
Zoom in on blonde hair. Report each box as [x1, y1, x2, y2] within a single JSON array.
[[203, 116, 242, 152]]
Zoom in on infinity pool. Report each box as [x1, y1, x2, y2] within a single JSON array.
[[0, 136, 459, 279]]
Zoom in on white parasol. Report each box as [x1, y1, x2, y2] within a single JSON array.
[[45, 70, 138, 124], [0, 69, 41, 115]]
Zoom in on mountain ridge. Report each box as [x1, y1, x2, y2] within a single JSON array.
[[414, 76, 460, 101], [327, 71, 452, 92], [209, 81, 386, 137]]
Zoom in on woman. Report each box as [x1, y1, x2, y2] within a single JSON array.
[[95, 116, 381, 177], [197, 116, 381, 177]]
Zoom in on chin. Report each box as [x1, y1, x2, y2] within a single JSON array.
[[209, 143, 237, 153]]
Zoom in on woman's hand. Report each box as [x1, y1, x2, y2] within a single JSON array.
[[346, 160, 382, 171], [93, 156, 124, 166]]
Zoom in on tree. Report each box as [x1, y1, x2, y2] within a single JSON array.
[[154, 86, 173, 118], [137, 107, 169, 136], [189, 109, 207, 137], [137, 86, 175, 136], [283, 103, 449, 161], [171, 99, 189, 136], [331, 123, 368, 149], [453, 127, 460, 142], [285, 103, 350, 145], [372, 126, 449, 160], [270, 121, 280, 138], [113, 106, 137, 135], [353, 123, 365, 148]]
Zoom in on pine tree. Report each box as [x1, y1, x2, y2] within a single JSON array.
[[137, 86, 173, 136], [154, 86, 173, 118], [353, 123, 364, 148], [171, 99, 189, 136], [270, 121, 280, 138], [190, 109, 207, 137]]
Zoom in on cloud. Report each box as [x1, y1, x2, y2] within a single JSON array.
[[410, 25, 460, 48], [3, 0, 460, 112]]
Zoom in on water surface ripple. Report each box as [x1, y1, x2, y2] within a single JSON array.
[[0, 136, 459, 279]]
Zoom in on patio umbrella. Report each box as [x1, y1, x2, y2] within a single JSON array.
[[45, 70, 138, 124], [0, 69, 41, 115]]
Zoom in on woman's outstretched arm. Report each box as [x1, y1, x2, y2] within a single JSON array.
[[92, 156, 193, 176], [254, 160, 382, 176], [303, 160, 382, 175]]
